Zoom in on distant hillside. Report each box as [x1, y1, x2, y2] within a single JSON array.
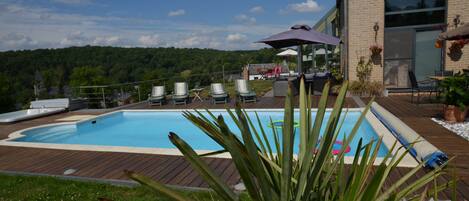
[[0, 46, 277, 112]]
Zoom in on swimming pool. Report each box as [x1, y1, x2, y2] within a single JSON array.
[[8, 109, 389, 157]]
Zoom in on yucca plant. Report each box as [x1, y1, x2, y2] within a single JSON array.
[[126, 78, 452, 201]]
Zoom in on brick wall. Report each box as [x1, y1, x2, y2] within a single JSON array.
[[347, 0, 384, 82], [445, 1, 469, 72]]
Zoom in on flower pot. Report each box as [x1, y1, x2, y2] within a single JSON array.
[[444, 105, 468, 123]]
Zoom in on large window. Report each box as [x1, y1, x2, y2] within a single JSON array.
[[385, 0, 446, 27], [383, 0, 446, 88]]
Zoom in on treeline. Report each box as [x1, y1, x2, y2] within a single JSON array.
[[0, 46, 277, 112]]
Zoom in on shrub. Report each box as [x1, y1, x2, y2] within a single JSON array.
[[439, 73, 469, 109], [356, 57, 373, 83]]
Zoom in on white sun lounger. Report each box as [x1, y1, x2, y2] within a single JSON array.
[[148, 86, 166, 106], [210, 83, 229, 104], [172, 82, 189, 105], [235, 79, 257, 103]]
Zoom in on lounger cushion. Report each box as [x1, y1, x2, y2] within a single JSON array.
[[239, 92, 256, 97], [149, 95, 165, 101], [212, 93, 228, 98], [173, 95, 188, 99], [151, 86, 165, 97]]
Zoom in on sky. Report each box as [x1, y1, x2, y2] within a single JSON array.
[[0, 0, 335, 51]]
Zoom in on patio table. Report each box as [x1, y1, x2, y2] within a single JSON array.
[[190, 88, 204, 102]]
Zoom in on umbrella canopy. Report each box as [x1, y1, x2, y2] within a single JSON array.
[[257, 24, 340, 73], [438, 23, 469, 41], [257, 24, 340, 49], [313, 48, 332, 55], [276, 49, 298, 56]]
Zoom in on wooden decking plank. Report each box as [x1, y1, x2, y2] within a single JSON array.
[[93, 153, 139, 179], [159, 158, 193, 184], [101, 154, 151, 180], [150, 156, 187, 182], [188, 158, 219, 187]]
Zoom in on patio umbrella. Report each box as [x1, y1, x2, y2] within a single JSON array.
[[276, 49, 298, 56], [438, 23, 469, 41], [257, 24, 340, 73], [277, 49, 297, 70]]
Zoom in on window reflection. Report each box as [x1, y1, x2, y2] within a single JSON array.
[[385, 10, 445, 27], [385, 0, 445, 12]]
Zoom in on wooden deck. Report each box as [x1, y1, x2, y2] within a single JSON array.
[[0, 96, 468, 200]]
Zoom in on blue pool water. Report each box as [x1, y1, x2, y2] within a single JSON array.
[[14, 110, 389, 157]]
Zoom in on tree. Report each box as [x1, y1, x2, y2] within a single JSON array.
[[180, 70, 192, 81], [0, 73, 15, 112], [69, 66, 108, 87]]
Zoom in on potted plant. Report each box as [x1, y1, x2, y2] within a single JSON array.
[[369, 44, 383, 55], [439, 73, 469, 122]]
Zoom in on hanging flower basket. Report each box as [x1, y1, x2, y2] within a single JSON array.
[[369, 44, 383, 55], [449, 39, 469, 51], [434, 40, 443, 48]]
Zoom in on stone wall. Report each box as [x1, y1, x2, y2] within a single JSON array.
[[445, 0, 469, 73], [347, 0, 384, 82]]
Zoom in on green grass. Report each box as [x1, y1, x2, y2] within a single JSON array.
[[0, 173, 244, 201], [199, 80, 273, 99]]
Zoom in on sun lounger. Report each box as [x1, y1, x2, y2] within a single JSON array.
[[210, 83, 229, 104], [235, 79, 257, 103], [172, 82, 189, 105], [148, 86, 166, 106]]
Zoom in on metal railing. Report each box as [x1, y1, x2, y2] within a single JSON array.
[[72, 70, 242, 109]]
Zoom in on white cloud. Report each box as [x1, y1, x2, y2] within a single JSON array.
[[138, 34, 164, 47], [249, 6, 264, 13], [0, 2, 287, 50], [235, 14, 256, 25], [92, 36, 121, 46], [287, 0, 321, 13], [0, 33, 39, 50], [60, 31, 88, 46], [226, 33, 247, 43], [60, 31, 122, 46], [173, 34, 221, 49], [168, 9, 185, 17]]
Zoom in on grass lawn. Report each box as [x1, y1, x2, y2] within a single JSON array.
[[0, 173, 249, 201]]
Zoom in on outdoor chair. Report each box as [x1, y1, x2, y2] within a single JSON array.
[[148, 86, 166, 106], [172, 82, 189, 105], [408, 71, 438, 105], [210, 83, 229, 104], [235, 79, 257, 103]]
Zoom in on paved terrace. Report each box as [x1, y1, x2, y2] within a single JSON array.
[[0, 96, 468, 200]]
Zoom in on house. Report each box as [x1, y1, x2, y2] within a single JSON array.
[[245, 63, 290, 80], [317, 0, 469, 90]]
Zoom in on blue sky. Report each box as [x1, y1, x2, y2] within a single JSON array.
[[0, 0, 335, 51]]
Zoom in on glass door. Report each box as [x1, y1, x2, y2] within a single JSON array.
[[384, 29, 414, 88], [414, 30, 442, 82]]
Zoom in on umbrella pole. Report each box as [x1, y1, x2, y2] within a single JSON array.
[[297, 45, 302, 74]]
